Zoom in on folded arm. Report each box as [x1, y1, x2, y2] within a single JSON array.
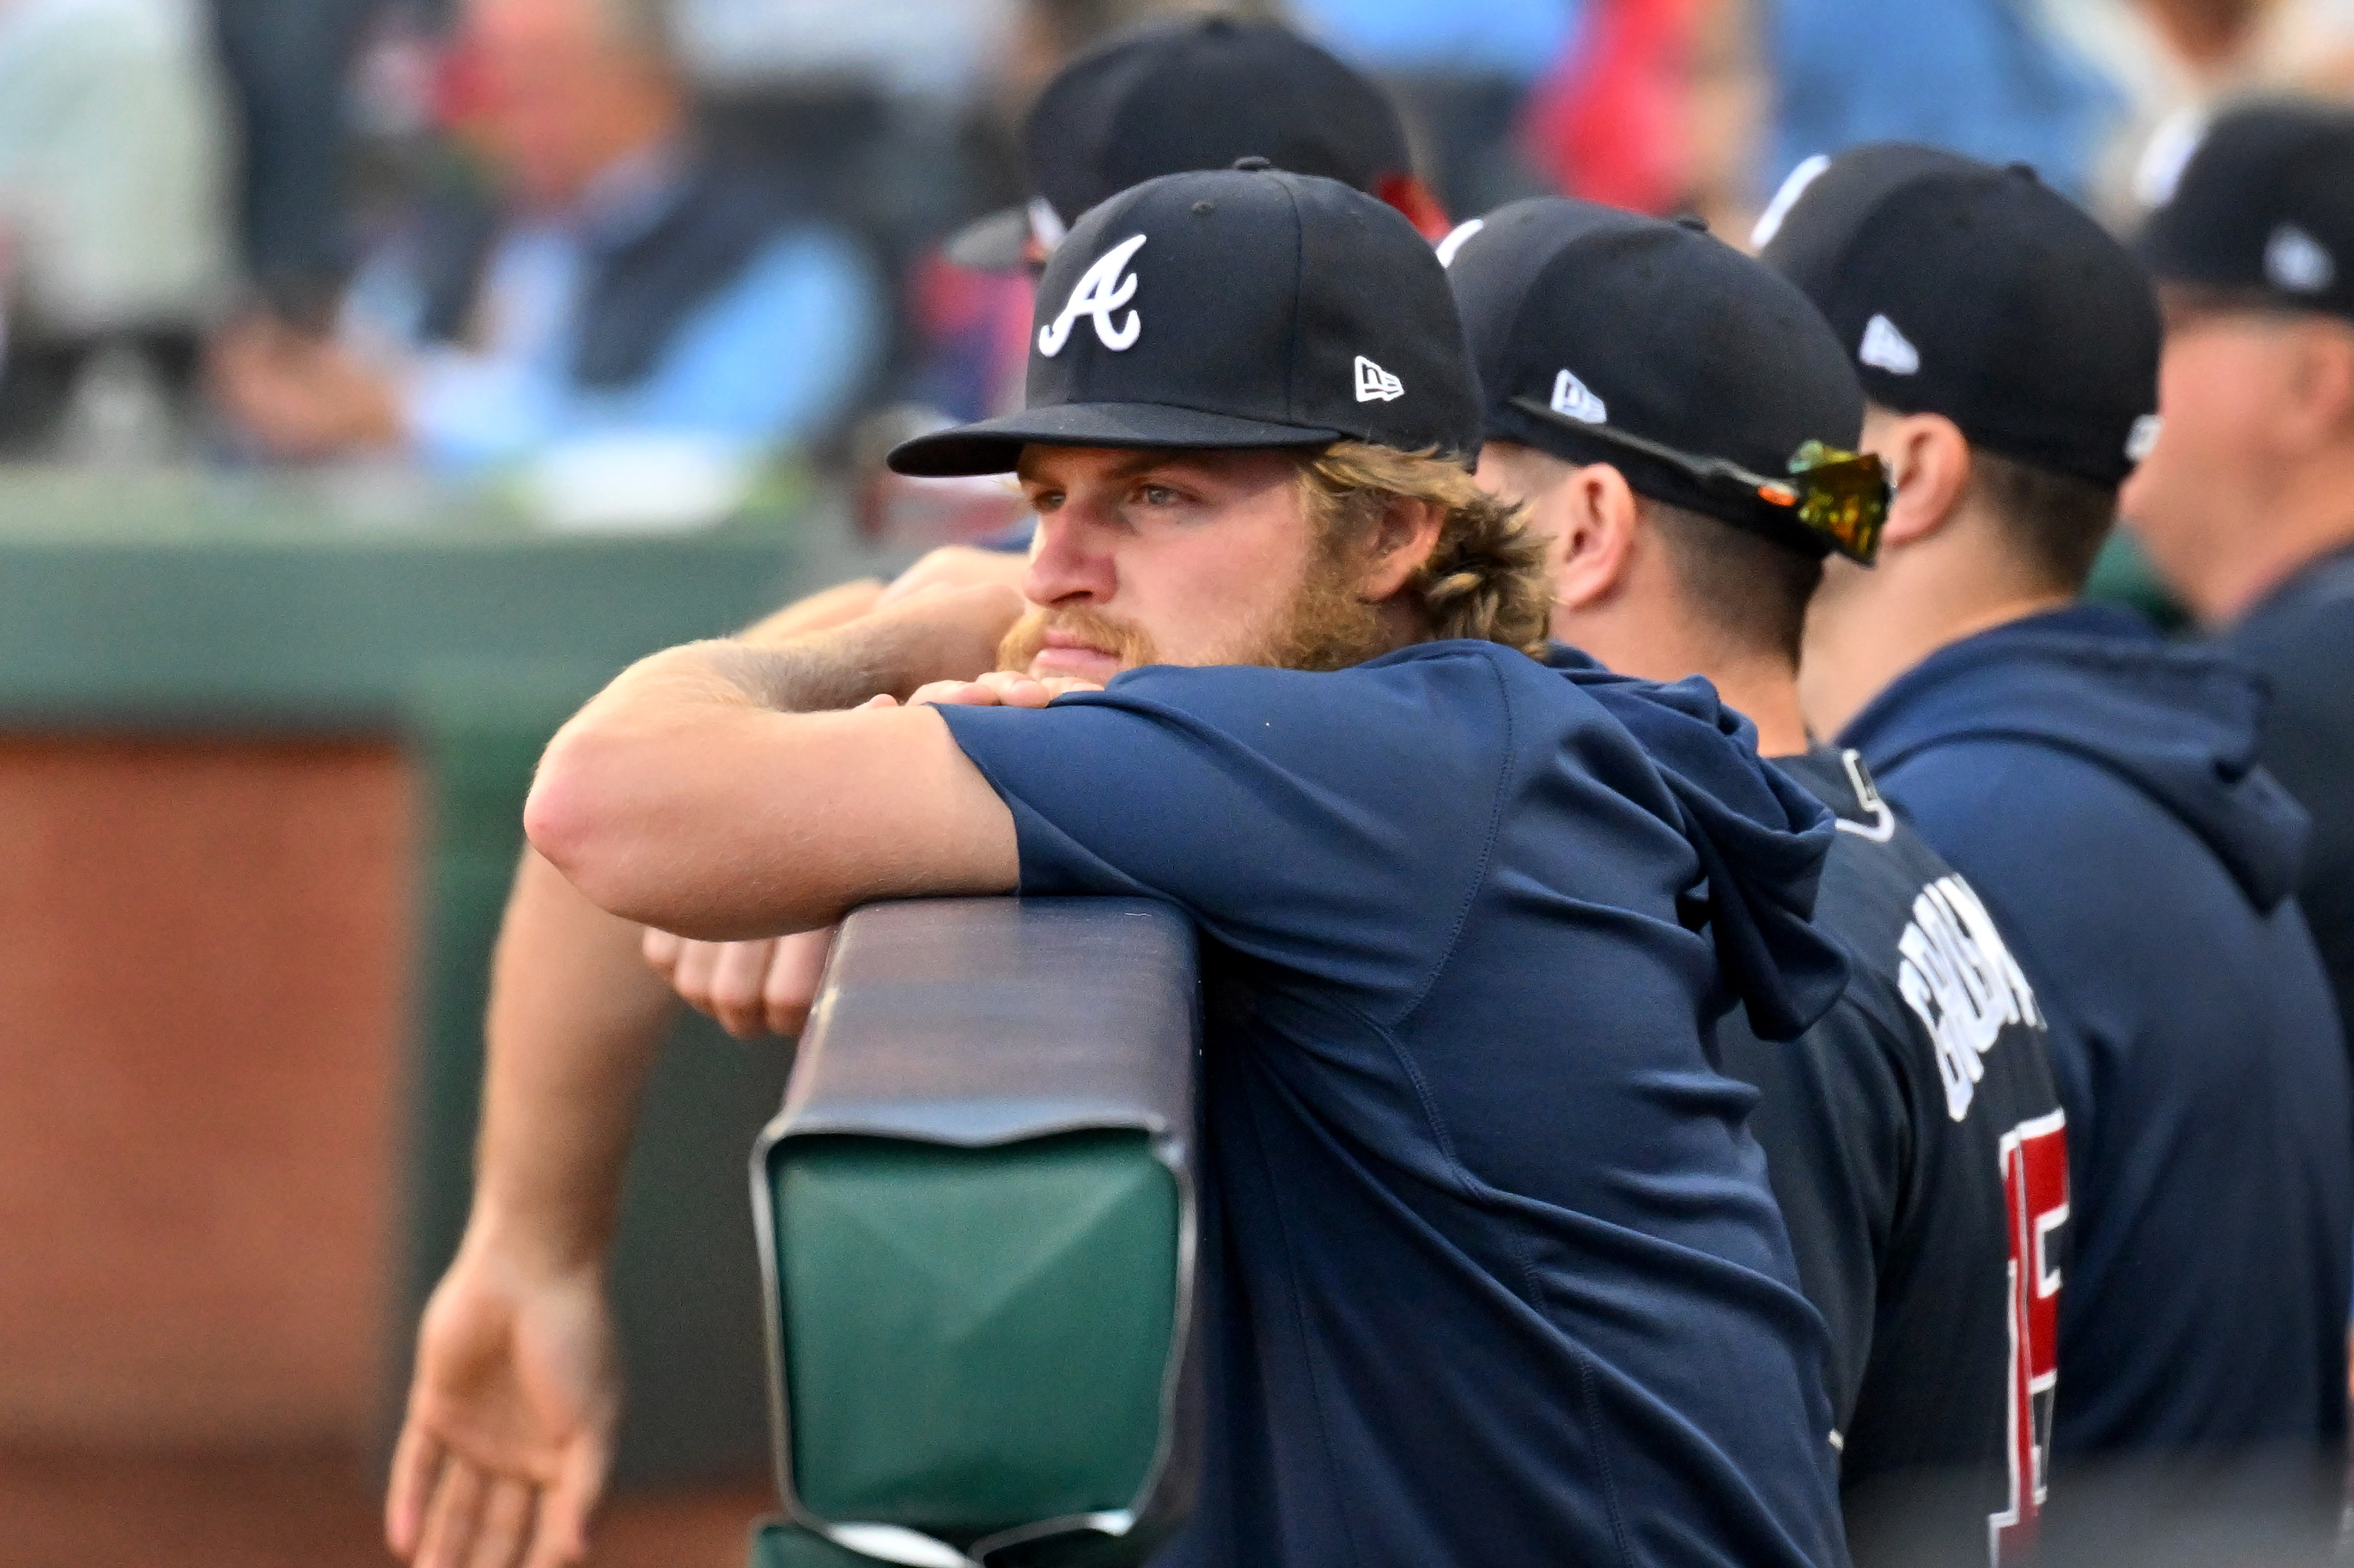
[[526, 586, 1025, 939]]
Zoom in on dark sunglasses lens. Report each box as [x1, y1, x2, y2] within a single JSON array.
[[1789, 449, 1890, 562]]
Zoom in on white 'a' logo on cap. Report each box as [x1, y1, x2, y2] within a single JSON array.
[[2266, 225, 2336, 295], [1860, 314, 1921, 376], [1355, 356, 1404, 402], [1038, 233, 1148, 357], [1550, 368, 1606, 423]]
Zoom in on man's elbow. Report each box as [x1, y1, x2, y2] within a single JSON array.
[[523, 726, 648, 917]]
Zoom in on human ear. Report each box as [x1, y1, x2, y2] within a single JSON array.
[[1872, 412, 1972, 548], [1551, 464, 1640, 612], [1356, 495, 1447, 601], [2282, 321, 2354, 450]]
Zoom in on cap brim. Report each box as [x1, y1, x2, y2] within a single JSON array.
[[886, 401, 1343, 477], [944, 207, 1032, 272]]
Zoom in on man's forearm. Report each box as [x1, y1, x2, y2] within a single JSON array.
[[466, 847, 677, 1270], [528, 584, 1026, 940]]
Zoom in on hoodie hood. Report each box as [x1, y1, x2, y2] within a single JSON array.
[[1545, 643, 1849, 1041], [1840, 604, 2309, 913]]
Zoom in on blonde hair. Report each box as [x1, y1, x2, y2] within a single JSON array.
[[1295, 442, 1553, 656]]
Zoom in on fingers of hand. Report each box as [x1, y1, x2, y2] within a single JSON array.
[[1036, 675, 1106, 698], [906, 679, 1002, 708], [524, 1438, 610, 1568], [708, 938, 782, 1038], [417, 1455, 488, 1568], [860, 693, 901, 708], [464, 1479, 537, 1568], [667, 938, 723, 1018], [969, 670, 1065, 708], [640, 927, 682, 978], [386, 1420, 445, 1557], [764, 927, 836, 1037]]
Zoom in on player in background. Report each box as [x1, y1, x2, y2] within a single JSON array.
[[1449, 198, 2067, 1568], [423, 166, 1858, 1568], [385, 31, 1447, 1564], [1760, 145, 2353, 1565], [2123, 101, 2354, 1048]]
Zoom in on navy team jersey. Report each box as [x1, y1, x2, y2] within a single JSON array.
[[1717, 747, 2066, 1568], [1840, 605, 2352, 1560], [938, 641, 1853, 1568]]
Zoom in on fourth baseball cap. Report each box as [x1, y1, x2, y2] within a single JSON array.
[[2137, 99, 2354, 321], [889, 163, 1480, 476], [946, 15, 1419, 271], [1757, 144, 2162, 488]]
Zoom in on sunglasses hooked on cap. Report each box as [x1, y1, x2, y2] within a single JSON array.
[[1505, 399, 1890, 563], [1447, 197, 1878, 563]]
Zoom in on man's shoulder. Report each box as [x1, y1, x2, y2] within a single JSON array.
[[1770, 753, 2043, 1125], [1773, 748, 1955, 921]]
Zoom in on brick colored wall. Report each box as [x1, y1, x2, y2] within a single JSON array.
[[0, 738, 414, 1448]]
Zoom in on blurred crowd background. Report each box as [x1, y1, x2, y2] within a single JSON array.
[[0, 0, 2346, 537]]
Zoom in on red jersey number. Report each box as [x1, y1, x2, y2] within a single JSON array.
[[1990, 1110, 2069, 1564]]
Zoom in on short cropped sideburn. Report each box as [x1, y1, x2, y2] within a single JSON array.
[[1295, 443, 1554, 656]]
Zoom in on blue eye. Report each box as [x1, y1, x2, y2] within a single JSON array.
[[1140, 485, 1178, 505]]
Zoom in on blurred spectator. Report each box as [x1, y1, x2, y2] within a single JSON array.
[[2125, 100, 2354, 1041], [1291, 0, 1567, 214], [210, 0, 403, 325], [1519, 0, 1698, 218], [0, 0, 236, 459], [1764, 0, 2121, 205], [211, 0, 885, 487]]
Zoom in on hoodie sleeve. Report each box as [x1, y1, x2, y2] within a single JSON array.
[[1579, 672, 1849, 1040]]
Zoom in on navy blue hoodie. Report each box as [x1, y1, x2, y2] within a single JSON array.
[[942, 641, 1853, 1567], [1839, 604, 2352, 1534]]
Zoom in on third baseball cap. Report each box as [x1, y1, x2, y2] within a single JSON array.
[[1757, 144, 2162, 488], [946, 15, 1418, 271], [890, 162, 1480, 476], [2137, 99, 2354, 321], [1448, 198, 1881, 561]]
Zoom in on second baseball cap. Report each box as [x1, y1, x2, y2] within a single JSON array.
[[1448, 198, 1881, 561], [1757, 144, 2162, 488], [889, 163, 1481, 476], [2137, 99, 2354, 321], [946, 15, 1418, 271]]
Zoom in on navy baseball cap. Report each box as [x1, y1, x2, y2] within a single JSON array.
[[2137, 99, 2354, 321], [889, 163, 1481, 477], [1758, 144, 2162, 488], [946, 15, 1417, 271], [1448, 198, 1873, 559]]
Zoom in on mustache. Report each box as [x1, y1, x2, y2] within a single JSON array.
[[998, 605, 1160, 674]]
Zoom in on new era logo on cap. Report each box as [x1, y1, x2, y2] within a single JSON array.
[[1038, 234, 1148, 357], [1859, 314, 1920, 375], [1550, 368, 1607, 423], [2265, 224, 2337, 295], [1354, 356, 1404, 401]]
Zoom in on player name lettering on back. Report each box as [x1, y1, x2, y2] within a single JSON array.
[[1894, 875, 2046, 1121]]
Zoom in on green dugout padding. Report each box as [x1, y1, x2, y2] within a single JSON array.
[[777, 1132, 1177, 1527], [753, 898, 1203, 1568]]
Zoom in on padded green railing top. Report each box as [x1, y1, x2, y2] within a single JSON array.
[[752, 897, 1202, 1568], [776, 1131, 1178, 1529]]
